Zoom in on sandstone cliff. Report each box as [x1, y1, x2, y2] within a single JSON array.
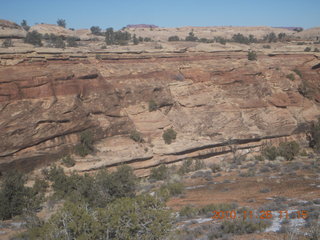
[[0, 50, 319, 176]]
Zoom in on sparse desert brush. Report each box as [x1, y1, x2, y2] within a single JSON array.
[[163, 128, 177, 144], [247, 50, 257, 61]]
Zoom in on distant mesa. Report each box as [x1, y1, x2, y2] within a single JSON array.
[[273, 26, 304, 31], [126, 24, 159, 29]]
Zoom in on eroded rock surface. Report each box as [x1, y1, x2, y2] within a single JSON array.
[[0, 51, 319, 175]]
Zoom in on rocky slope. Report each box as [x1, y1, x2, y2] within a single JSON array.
[[0, 49, 320, 176]]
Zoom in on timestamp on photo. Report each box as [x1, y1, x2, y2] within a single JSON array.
[[211, 210, 308, 220]]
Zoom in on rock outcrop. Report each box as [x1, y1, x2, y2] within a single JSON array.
[[0, 50, 319, 176], [0, 20, 26, 39]]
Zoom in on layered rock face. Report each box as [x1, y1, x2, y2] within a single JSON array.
[[0, 51, 319, 175]]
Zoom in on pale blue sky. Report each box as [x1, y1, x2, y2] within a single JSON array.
[[1, 0, 319, 30]]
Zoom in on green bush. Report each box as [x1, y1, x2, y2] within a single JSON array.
[[75, 130, 94, 157], [309, 118, 320, 152], [179, 205, 198, 218], [185, 31, 198, 41], [90, 26, 102, 35], [209, 163, 222, 173], [66, 37, 78, 47], [168, 35, 180, 41], [263, 45, 271, 49], [286, 73, 295, 81], [148, 99, 158, 111], [262, 145, 278, 160], [293, 68, 302, 78], [25, 195, 172, 240], [278, 141, 300, 161], [159, 182, 184, 198], [57, 19, 66, 28], [61, 155, 75, 167], [194, 159, 206, 170], [304, 47, 311, 52], [178, 159, 193, 175], [247, 51, 257, 61], [25, 31, 43, 46], [130, 130, 143, 142], [220, 219, 270, 235], [314, 48, 320, 52], [0, 171, 46, 220], [163, 128, 177, 144], [21, 20, 30, 31], [2, 39, 13, 48], [150, 164, 169, 181]]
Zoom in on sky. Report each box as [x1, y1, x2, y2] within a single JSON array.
[[0, 0, 319, 30]]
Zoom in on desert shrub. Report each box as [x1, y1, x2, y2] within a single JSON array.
[[2, 39, 13, 48], [214, 36, 227, 45], [254, 155, 264, 161], [314, 48, 320, 52], [61, 155, 75, 167], [247, 51, 257, 61], [304, 47, 311, 52], [163, 128, 177, 144], [278, 141, 300, 161], [66, 37, 78, 47], [262, 145, 278, 160], [130, 130, 143, 142], [25, 194, 172, 240], [149, 164, 169, 181], [168, 35, 180, 41], [105, 28, 131, 45], [297, 42, 305, 45], [286, 73, 295, 81], [239, 168, 256, 177], [308, 118, 320, 151], [44, 165, 136, 207], [0, 171, 46, 220], [154, 43, 163, 49], [90, 26, 102, 35], [232, 33, 256, 44], [144, 37, 152, 42], [208, 163, 222, 173], [199, 203, 237, 216], [298, 80, 313, 99], [178, 159, 193, 175], [220, 218, 270, 235], [21, 20, 30, 31], [263, 45, 271, 49], [46, 34, 65, 48], [185, 31, 198, 41], [25, 31, 42, 46], [259, 188, 271, 193], [179, 205, 198, 218], [160, 182, 184, 198], [148, 99, 158, 111], [194, 159, 206, 170], [57, 19, 66, 28], [263, 32, 277, 43], [293, 68, 302, 78], [74, 130, 94, 157]]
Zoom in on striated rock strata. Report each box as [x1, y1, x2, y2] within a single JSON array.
[[0, 51, 320, 176]]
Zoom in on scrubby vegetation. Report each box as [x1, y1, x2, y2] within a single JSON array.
[[247, 50, 257, 61], [20, 20, 30, 31], [163, 128, 177, 144], [61, 155, 75, 167], [185, 31, 198, 42], [168, 35, 180, 41], [130, 130, 143, 142], [0, 171, 47, 220], [90, 26, 102, 35], [262, 141, 300, 161], [1, 39, 13, 48], [105, 27, 131, 45], [24, 31, 43, 46], [56, 19, 66, 28], [148, 99, 158, 111], [74, 130, 94, 157]]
